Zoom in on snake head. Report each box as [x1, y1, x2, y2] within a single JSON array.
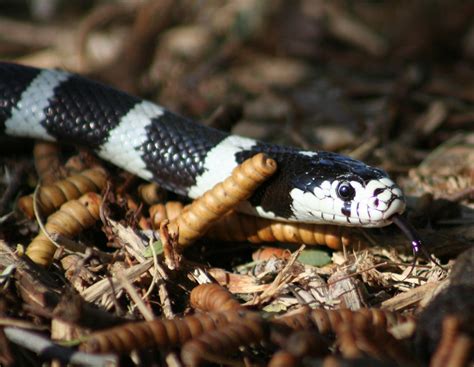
[[331, 175, 406, 227], [288, 153, 406, 227]]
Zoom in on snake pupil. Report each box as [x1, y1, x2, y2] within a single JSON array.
[[337, 182, 355, 201]]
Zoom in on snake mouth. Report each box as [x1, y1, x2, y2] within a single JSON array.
[[344, 192, 406, 227]]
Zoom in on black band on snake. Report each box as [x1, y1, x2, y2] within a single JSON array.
[[0, 61, 427, 258]]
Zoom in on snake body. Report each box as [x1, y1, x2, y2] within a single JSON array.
[[0, 62, 406, 227]]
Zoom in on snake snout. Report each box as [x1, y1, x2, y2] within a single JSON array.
[[349, 178, 406, 227], [381, 193, 406, 219]]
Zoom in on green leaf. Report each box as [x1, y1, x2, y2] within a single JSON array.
[[297, 247, 332, 267], [143, 239, 164, 258]]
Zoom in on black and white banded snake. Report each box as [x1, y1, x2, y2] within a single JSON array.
[[0, 61, 429, 260]]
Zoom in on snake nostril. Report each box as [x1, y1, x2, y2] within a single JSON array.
[[374, 198, 379, 207]]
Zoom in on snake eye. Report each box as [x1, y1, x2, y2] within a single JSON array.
[[337, 182, 355, 201]]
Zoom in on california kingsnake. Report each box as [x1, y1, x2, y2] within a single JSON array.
[[0, 61, 410, 233]]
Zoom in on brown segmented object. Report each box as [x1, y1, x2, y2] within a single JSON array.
[[356, 308, 413, 329], [267, 351, 299, 367], [207, 210, 357, 250], [33, 141, 63, 185], [430, 316, 472, 367], [268, 330, 330, 367], [335, 313, 413, 363], [275, 307, 411, 335], [150, 201, 359, 249], [180, 313, 266, 367], [169, 153, 277, 247], [80, 309, 255, 354], [149, 201, 184, 224], [25, 192, 102, 267], [190, 283, 242, 312], [137, 182, 164, 205], [17, 167, 107, 219]]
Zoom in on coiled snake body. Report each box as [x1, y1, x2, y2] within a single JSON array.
[[0, 62, 407, 229]]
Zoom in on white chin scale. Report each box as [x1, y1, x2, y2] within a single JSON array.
[[289, 177, 406, 227]]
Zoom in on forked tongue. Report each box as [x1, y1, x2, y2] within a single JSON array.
[[390, 214, 444, 277]]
